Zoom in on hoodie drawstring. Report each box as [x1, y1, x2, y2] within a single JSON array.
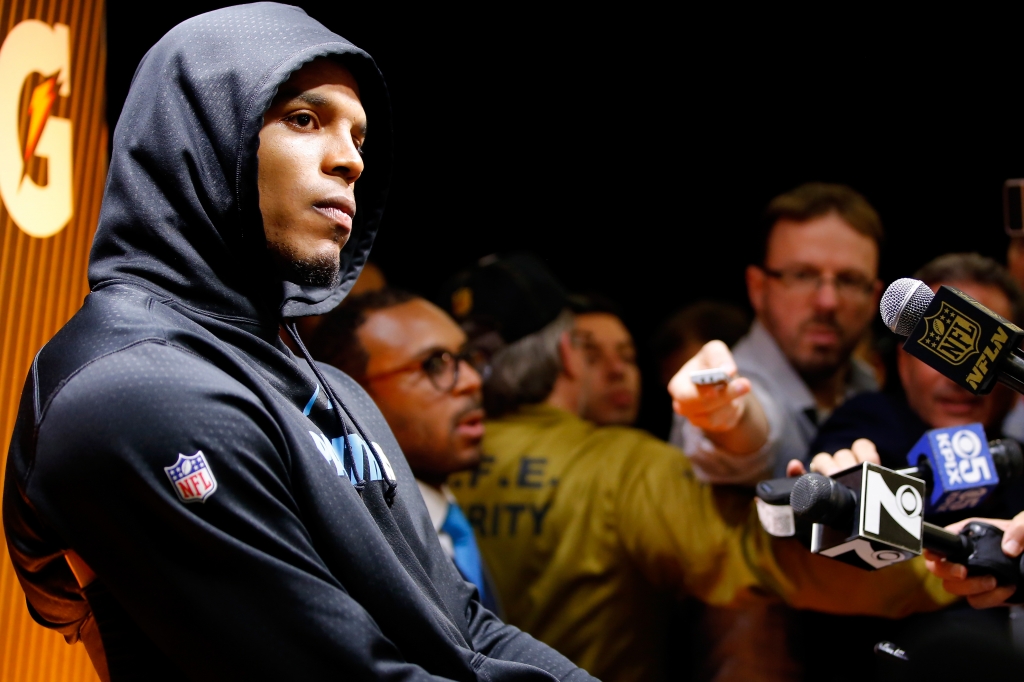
[[285, 321, 398, 503]]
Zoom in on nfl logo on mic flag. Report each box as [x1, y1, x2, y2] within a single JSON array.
[[164, 451, 218, 503], [905, 286, 1024, 395]]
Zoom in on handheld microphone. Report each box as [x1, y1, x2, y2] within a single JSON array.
[[903, 425, 1023, 514], [791, 463, 926, 570], [880, 279, 1024, 395], [792, 464, 1024, 598], [753, 432, 1023, 536]]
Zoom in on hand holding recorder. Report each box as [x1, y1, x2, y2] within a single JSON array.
[[668, 341, 769, 455]]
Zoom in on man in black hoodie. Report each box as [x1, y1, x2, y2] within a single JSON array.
[[3, 4, 595, 680]]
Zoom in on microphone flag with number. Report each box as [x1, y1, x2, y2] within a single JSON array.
[[803, 463, 926, 571], [906, 423, 998, 514]]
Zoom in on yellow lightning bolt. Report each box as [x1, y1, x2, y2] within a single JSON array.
[[21, 70, 61, 185]]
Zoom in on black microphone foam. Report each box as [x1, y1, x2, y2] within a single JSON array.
[[990, 438, 1024, 481], [791, 473, 856, 528]]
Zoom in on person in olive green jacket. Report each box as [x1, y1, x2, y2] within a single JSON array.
[[438, 253, 953, 682]]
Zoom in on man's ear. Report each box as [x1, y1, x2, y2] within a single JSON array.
[[558, 331, 583, 380], [746, 265, 766, 316]]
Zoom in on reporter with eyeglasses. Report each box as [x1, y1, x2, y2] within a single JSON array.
[[307, 288, 502, 615], [671, 182, 884, 485], [669, 183, 885, 681]]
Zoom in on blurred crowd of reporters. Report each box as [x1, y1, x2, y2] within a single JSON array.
[[291, 182, 1024, 680]]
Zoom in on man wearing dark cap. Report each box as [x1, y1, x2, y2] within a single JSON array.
[[439, 253, 954, 682], [3, 7, 594, 680]]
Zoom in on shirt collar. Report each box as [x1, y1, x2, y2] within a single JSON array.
[[416, 480, 453, 532], [733, 319, 879, 413]]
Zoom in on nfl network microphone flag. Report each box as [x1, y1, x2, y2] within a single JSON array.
[[903, 286, 1024, 395], [811, 463, 926, 571], [906, 423, 999, 514]]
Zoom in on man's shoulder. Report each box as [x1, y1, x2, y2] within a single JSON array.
[[37, 340, 255, 434], [823, 391, 923, 434], [485, 407, 680, 464], [732, 324, 809, 399], [34, 284, 198, 406], [813, 391, 926, 465]]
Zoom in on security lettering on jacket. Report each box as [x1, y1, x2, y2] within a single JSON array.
[[453, 454, 555, 537]]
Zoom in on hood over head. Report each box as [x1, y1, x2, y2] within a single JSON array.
[[89, 2, 392, 321]]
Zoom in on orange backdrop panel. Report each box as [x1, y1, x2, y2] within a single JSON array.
[[0, 0, 106, 680]]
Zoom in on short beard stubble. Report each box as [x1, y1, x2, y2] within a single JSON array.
[[268, 239, 342, 289]]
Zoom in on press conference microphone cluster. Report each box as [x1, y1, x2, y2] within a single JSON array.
[[790, 462, 1024, 598], [754, 426, 1024, 539], [880, 278, 1024, 395]]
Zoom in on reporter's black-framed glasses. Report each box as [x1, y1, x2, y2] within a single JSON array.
[[363, 347, 490, 393]]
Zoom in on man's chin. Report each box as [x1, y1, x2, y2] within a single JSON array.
[[267, 240, 341, 288], [453, 441, 484, 464], [792, 351, 844, 380]]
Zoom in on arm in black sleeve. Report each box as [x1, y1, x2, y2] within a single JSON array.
[[810, 392, 927, 468], [462, 601, 597, 681], [19, 344, 473, 681]]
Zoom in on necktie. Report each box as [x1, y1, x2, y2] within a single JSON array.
[[441, 502, 490, 606]]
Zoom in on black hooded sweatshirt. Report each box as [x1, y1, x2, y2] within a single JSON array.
[[3, 4, 594, 680]]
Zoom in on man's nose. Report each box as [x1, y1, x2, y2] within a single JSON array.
[[454, 359, 483, 395], [604, 354, 627, 378], [814, 277, 840, 310], [325, 131, 364, 184]]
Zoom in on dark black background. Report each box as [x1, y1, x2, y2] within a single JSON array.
[[107, 3, 1024, 434]]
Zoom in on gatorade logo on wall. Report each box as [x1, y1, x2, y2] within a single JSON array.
[[0, 21, 73, 238]]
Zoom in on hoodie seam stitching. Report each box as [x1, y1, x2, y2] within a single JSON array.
[[96, 278, 269, 326], [28, 338, 189, 484], [35, 338, 199, 430]]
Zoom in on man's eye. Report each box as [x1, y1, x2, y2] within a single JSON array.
[[290, 113, 314, 128], [422, 355, 448, 376], [837, 273, 870, 288]]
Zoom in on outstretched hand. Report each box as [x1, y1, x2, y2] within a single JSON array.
[[785, 438, 882, 478], [668, 341, 769, 457], [669, 341, 752, 433]]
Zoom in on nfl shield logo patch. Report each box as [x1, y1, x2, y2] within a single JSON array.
[[164, 451, 218, 503]]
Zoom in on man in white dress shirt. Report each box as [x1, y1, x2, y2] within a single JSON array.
[[672, 182, 884, 483], [309, 288, 499, 613], [667, 183, 884, 681]]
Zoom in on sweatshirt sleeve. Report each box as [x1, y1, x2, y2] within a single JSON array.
[[615, 437, 956, 617], [14, 343, 546, 681], [463, 601, 597, 681]]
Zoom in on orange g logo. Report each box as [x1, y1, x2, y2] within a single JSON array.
[[0, 21, 73, 238]]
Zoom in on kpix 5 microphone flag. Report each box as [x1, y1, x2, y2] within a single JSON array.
[[907, 423, 998, 513]]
